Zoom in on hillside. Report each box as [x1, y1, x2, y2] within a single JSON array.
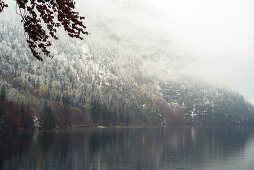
[[0, 18, 254, 131]]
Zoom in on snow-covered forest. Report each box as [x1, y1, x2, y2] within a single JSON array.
[[0, 16, 254, 132], [1, 0, 254, 132]]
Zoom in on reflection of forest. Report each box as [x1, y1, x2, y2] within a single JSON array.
[[1, 127, 254, 170]]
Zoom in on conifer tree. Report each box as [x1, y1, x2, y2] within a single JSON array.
[[0, 85, 6, 103], [90, 99, 101, 124], [43, 101, 55, 129]]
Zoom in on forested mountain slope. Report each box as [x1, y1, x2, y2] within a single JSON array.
[[1, 18, 254, 131]]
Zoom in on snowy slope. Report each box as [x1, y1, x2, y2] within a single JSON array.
[[0, 18, 254, 126]]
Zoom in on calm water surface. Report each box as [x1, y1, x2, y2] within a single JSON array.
[[1, 126, 254, 170]]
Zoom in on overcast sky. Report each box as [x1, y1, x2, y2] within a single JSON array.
[[77, 0, 254, 104], [149, 0, 254, 103]]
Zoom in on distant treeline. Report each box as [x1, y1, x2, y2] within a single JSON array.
[[1, 84, 254, 134]]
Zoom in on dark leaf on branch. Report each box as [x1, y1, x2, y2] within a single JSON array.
[[0, 0, 88, 61]]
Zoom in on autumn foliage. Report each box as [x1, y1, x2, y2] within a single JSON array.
[[0, 101, 34, 133], [0, 0, 88, 61]]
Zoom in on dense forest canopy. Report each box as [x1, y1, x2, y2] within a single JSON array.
[[0, 0, 88, 61]]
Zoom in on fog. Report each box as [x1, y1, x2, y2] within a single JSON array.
[[77, 0, 254, 104], [2, 0, 254, 103]]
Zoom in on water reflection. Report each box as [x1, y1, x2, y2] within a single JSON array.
[[1, 127, 254, 170]]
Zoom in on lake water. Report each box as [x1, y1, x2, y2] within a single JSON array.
[[1, 126, 254, 170]]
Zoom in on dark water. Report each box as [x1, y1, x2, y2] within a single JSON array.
[[1, 127, 254, 170]]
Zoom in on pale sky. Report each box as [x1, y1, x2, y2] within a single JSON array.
[[148, 0, 254, 103]]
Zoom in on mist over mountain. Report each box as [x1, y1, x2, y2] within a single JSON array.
[[0, 0, 254, 131], [77, 0, 254, 104]]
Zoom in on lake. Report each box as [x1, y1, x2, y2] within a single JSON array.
[[1, 126, 254, 170]]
